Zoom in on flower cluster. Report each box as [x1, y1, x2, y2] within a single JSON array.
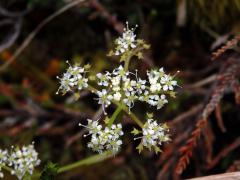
[[114, 22, 137, 56], [132, 117, 170, 153], [95, 65, 178, 112], [56, 22, 177, 155], [0, 149, 8, 178], [56, 61, 89, 95], [0, 143, 40, 179], [79, 119, 124, 154]]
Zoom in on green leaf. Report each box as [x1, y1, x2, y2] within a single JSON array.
[[136, 144, 143, 153], [169, 91, 176, 98], [107, 50, 114, 57], [84, 64, 91, 70], [143, 44, 150, 49], [40, 162, 59, 180], [104, 117, 110, 124], [120, 54, 126, 62], [131, 128, 140, 135], [23, 173, 32, 180], [137, 39, 144, 44], [146, 113, 153, 119], [136, 52, 143, 59], [154, 146, 162, 154], [162, 123, 169, 130]]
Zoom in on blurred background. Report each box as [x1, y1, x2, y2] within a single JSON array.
[[0, 0, 240, 179]]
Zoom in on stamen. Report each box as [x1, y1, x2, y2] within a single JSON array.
[[79, 123, 88, 128], [102, 104, 107, 115], [134, 136, 143, 140], [83, 133, 91, 137], [173, 70, 180, 77]]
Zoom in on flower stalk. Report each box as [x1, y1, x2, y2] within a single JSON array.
[[57, 151, 112, 174]]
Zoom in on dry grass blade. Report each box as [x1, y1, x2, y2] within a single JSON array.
[[0, 0, 87, 72]]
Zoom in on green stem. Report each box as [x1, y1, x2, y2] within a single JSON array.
[[124, 57, 130, 71], [123, 47, 145, 71], [114, 101, 143, 127], [58, 151, 112, 174], [108, 106, 122, 127], [2, 166, 13, 173], [122, 106, 143, 128], [88, 85, 97, 93]]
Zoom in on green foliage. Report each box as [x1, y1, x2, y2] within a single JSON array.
[[131, 128, 140, 135], [136, 143, 143, 154], [40, 162, 59, 180], [188, 0, 240, 30]]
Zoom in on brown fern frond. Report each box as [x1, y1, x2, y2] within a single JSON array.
[[231, 79, 240, 105], [175, 56, 240, 175], [203, 122, 215, 163], [211, 35, 240, 60], [214, 104, 226, 132], [202, 57, 240, 120], [175, 119, 206, 174]]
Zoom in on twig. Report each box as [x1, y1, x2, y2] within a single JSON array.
[[89, 0, 124, 33], [184, 74, 217, 89], [0, 5, 29, 17], [0, 18, 22, 52], [170, 103, 203, 126], [0, 0, 87, 72]]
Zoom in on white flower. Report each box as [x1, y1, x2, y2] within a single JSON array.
[[97, 72, 111, 86], [0, 149, 8, 164], [81, 120, 124, 154], [112, 65, 129, 81], [96, 89, 113, 112], [56, 72, 72, 94], [134, 118, 170, 153], [135, 78, 146, 94], [114, 22, 137, 56], [79, 119, 102, 135], [123, 91, 137, 110], [113, 92, 122, 101], [0, 149, 8, 178], [123, 78, 136, 92], [147, 68, 165, 85], [147, 95, 159, 107], [156, 95, 168, 109], [111, 76, 121, 92], [150, 83, 161, 93], [160, 74, 177, 91], [8, 143, 40, 180], [93, 65, 177, 113], [56, 62, 89, 94]]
